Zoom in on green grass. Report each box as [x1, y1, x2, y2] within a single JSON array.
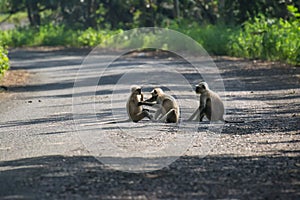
[[0, 15, 299, 65]]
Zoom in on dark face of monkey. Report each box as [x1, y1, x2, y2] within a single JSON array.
[[145, 89, 158, 102], [135, 88, 141, 94], [195, 82, 208, 94], [131, 86, 142, 95]]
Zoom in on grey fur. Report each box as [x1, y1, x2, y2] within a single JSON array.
[[142, 88, 180, 123], [188, 82, 225, 122], [126, 86, 152, 122]]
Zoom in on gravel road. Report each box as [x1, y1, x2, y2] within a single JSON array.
[[0, 48, 299, 199]]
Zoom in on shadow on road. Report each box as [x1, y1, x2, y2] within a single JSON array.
[[0, 154, 299, 199]]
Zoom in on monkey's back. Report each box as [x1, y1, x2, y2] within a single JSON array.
[[207, 90, 224, 121], [160, 95, 180, 123], [127, 94, 143, 120]]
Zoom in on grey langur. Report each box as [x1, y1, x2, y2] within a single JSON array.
[[127, 86, 152, 122], [140, 88, 180, 123], [188, 82, 225, 122]]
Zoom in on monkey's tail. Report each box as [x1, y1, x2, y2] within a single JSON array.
[[224, 119, 245, 123], [104, 119, 132, 124]]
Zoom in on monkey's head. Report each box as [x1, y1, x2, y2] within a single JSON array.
[[131, 85, 142, 95], [145, 87, 163, 102], [195, 82, 209, 94], [151, 88, 164, 96]]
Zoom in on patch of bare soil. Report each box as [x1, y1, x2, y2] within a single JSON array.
[[0, 70, 31, 100]]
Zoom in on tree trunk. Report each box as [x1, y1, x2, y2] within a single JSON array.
[[25, 0, 33, 26], [173, 0, 180, 19], [25, 0, 40, 26]]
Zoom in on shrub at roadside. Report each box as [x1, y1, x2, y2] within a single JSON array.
[[0, 44, 9, 75], [0, 6, 299, 66], [228, 6, 300, 65], [0, 24, 79, 47]]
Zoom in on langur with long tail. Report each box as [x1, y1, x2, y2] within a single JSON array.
[[188, 82, 244, 123], [127, 86, 152, 122], [140, 88, 180, 123]]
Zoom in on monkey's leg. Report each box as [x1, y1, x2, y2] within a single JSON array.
[[199, 107, 205, 122], [166, 109, 178, 123], [195, 111, 201, 121], [142, 108, 150, 112], [199, 113, 205, 122], [132, 111, 152, 122], [143, 110, 153, 120], [159, 109, 176, 123], [204, 106, 211, 121], [199, 106, 210, 122], [154, 108, 163, 120]]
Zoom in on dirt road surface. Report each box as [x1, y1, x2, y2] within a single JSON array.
[[0, 48, 299, 199]]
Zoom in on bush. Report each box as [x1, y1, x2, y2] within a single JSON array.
[[78, 27, 103, 47], [0, 14, 299, 65], [169, 21, 236, 55], [38, 24, 77, 46], [0, 24, 76, 47], [0, 44, 9, 75], [228, 6, 300, 65], [0, 24, 117, 47]]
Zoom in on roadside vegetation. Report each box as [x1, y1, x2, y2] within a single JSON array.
[[228, 5, 300, 65], [0, 0, 299, 69], [0, 44, 9, 75]]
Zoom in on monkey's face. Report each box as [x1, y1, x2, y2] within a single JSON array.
[[145, 88, 161, 102], [134, 88, 142, 95], [152, 88, 163, 96], [131, 85, 142, 94], [195, 82, 208, 94]]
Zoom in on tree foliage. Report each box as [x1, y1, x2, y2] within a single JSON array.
[[0, 0, 299, 29], [0, 0, 299, 66], [0, 43, 9, 75]]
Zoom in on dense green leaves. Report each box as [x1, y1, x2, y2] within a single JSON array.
[[0, 44, 9, 75], [1, 0, 299, 28], [0, 1, 299, 65], [0, 15, 299, 65], [228, 9, 300, 65]]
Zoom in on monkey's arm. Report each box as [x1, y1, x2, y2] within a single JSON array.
[[138, 101, 156, 106], [145, 95, 157, 102], [199, 95, 207, 114], [187, 109, 199, 121], [188, 96, 204, 121]]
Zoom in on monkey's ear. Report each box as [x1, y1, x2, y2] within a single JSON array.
[[201, 84, 206, 89], [131, 85, 139, 93]]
